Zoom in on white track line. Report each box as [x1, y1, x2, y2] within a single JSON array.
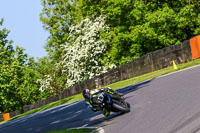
[[72, 126, 105, 133], [176, 117, 200, 133]]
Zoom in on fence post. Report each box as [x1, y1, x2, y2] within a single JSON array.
[[190, 35, 200, 60], [3, 113, 10, 121]]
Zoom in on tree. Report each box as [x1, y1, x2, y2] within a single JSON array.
[[36, 56, 66, 95], [78, 0, 200, 65], [38, 0, 200, 93], [0, 37, 27, 112], [38, 15, 114, 91], [40, 0, 78, 60], [0, 19, 45, 112], [60, 15, 112, 86], [0, 18, 21, 112], [17, 57, 48, 106]]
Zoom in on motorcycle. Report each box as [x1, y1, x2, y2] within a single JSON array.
[[95, 91, 130, 114]]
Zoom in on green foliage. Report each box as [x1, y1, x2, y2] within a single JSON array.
[[37, 16, 112, 92], [17, 57, 48, 106], [42, 0, 200, 66], [40, 0, 78, 60], [39, 0, 81, 95], [45, 128, 93, 133], [36, 56, 67, 95], [38, 0, 200, 96], [0, 19, 45, 113], [78, 0, 200, 65]]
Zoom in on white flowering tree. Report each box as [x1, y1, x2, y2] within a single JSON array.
[[38, 16, 115, 92], [37, 75, 53, 92], [61, 16, 111, 87]]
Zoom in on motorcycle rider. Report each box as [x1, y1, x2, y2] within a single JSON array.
[[82, 87, 123, 117]]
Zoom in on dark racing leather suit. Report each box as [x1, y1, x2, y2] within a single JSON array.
[[84, 87, 123, 117]]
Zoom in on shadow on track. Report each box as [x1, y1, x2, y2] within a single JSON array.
[[116, 78, 154, 95], [0, 79, 153, 133]]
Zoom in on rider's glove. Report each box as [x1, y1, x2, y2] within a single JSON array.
[[86, 102, 93, 108], [92, 108, 98, 112]]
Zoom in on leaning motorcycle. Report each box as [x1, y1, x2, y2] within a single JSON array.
[[95, 91, 130, 114]]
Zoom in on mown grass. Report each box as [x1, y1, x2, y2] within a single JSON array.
[[44, 128, 94, 133], [1, 59, 200, 124]]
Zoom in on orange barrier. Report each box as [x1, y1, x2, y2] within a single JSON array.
[[3, 113, 10, 121], [190, 35, 200, 60]]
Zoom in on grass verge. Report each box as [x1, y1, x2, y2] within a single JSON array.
[[44, 128, 94, 133], [1, 59, 200, 125]]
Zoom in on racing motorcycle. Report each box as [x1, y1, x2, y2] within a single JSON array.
[[95, 90, 130, 114]]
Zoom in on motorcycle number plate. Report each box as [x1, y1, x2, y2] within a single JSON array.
[[97, 93, 104, 103]]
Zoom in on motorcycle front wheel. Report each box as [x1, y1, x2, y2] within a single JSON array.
[[112, 102, 130, 113]]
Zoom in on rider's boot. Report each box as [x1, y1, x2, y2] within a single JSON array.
[[103, 109, 110, 117]]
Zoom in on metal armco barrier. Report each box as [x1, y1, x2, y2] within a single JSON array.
[[190, 35, 200, 60]]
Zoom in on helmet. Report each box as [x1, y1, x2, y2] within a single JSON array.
[[82, 89, 91, 99]]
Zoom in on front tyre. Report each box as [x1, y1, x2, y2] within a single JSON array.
[[112, 102, 130, 113]]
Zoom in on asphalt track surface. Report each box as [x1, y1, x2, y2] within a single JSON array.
[[1, 65, 200, 133]]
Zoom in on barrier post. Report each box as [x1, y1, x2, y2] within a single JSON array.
[[190, 35, 200, 60], [3, 113, 10, 121]]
